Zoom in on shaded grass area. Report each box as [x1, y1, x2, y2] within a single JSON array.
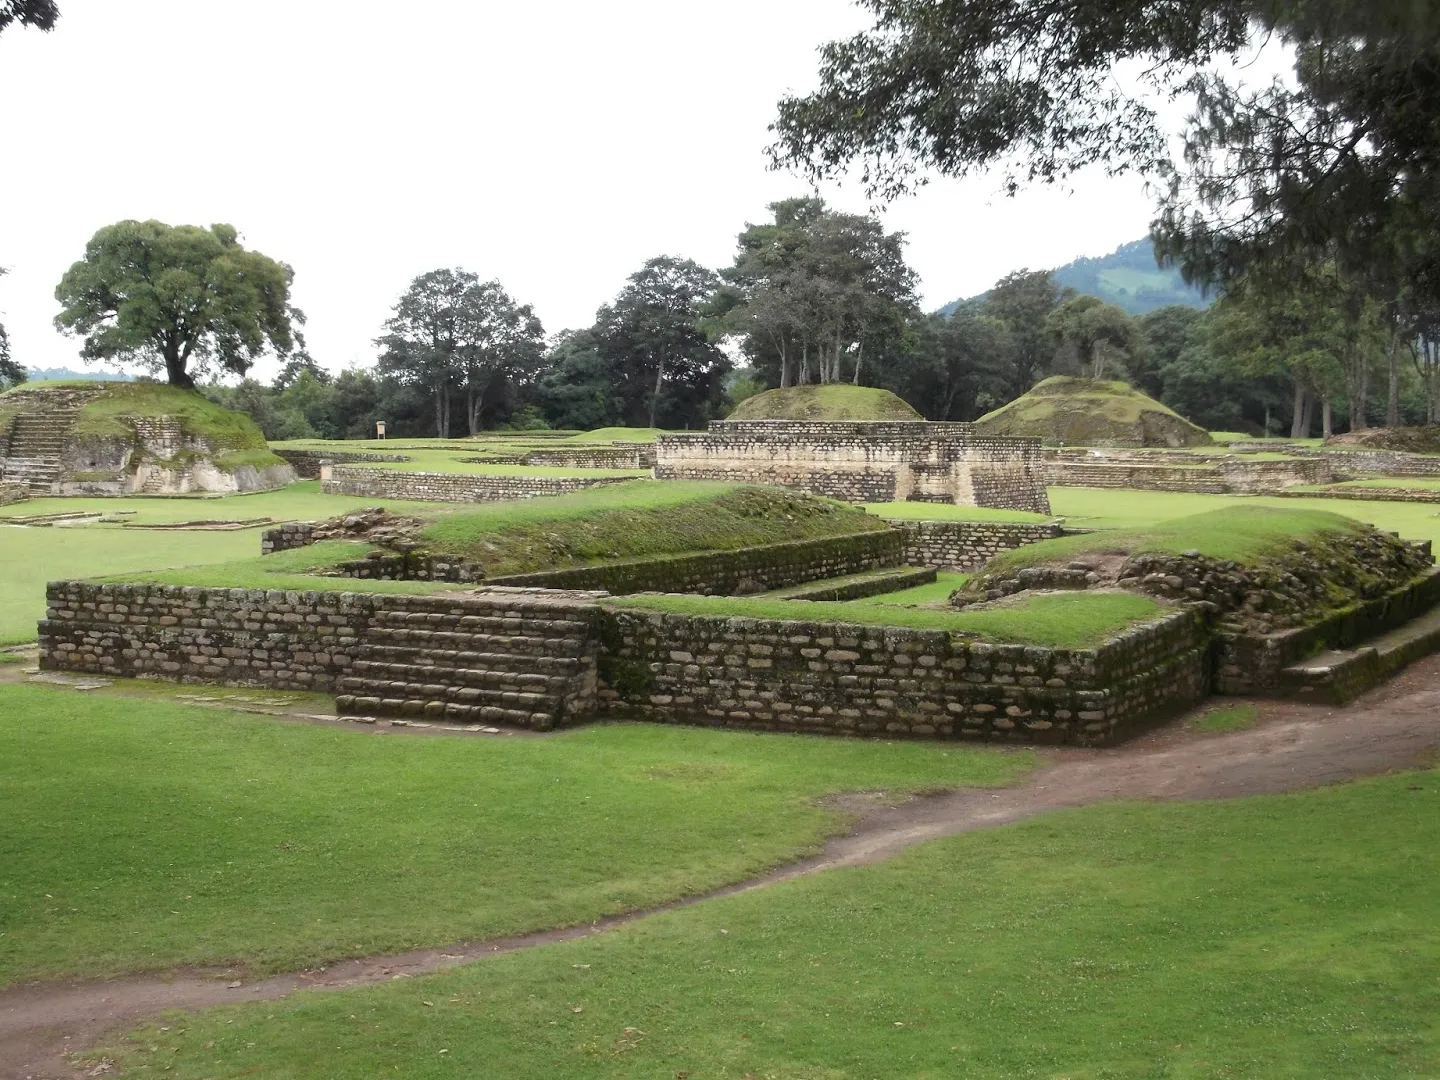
[[611, 590, 1163, 646], [105, 767, 1440, 1079], [419, 483, 889, 576], [980, 504, 1365, 577], [0, 683, 1031, 986], [1191, 703, 1260, 733]]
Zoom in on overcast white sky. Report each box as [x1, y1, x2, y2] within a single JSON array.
[[0, 0, 1168, 381]]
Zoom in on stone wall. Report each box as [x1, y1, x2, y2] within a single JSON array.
[[1214, 567, 1440, 695], [655, 420, 1050, 513], [890, 519, 1066, 570], [508, 444, 656, 469], [599, 606, 1208, 745], [1045, 455, 1334, 493], [1272, 485, 1440, 504], [274, 449, 410, 479], [0, 480, 27, 506], [1234, 444, 1440, 478], [40, 582, 375, 690], [261, 522, 316, 554], [486, 531, 904, 594], [322, 466, 635, 503]]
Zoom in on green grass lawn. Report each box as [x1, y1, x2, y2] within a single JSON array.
[[1331, 477, 1440, 490], [1045, 487, 1440, 548], [0, 683, 1030, 987], [611, 590, 1162, 646], [0, 525, 259, 645], [102, 765, 1440, 1079]]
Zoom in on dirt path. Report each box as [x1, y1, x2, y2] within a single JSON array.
[[5, 659, 1440, 1079]]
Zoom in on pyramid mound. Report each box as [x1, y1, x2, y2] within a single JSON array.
[[728, 384, 923, 422], [1324, 427, 1440, 454], [0, 381, 294, 496], [974, 376, 1212, 447]]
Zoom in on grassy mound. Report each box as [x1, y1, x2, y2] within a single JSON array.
[[974, 376, 1212, 447], [727, 384, 922, 422], [1, 380, 283, 470], [1325, 426, 1440, 454], [419, 482, 890, 575]]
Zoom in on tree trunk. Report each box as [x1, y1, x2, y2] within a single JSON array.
[[435, 383, 450, 438], [1289, 381, 1307, 439], [853, 340, 863, 385], [799, 342, 809, 385], [779, 340, 790, 388], [163, 340, 195, 390], [1301, 389, 1315, 438], [1386, 329, 1402, 427], [467, 382, 484, 436], [649, 355, 665, 429], [1322, 398, 1334, 439], [1345, 345, 1369, 431]]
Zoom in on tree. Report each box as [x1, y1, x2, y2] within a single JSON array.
[[54, 221, 302, 389], [717, 198, 918, 389], [377, 269, 545, 437], [0, 0, 58, 35], [0, 267, 22, 390], [1045, 296, 1145, 380], [875, 309, 1012, 420], [983, 270, 1071, 397], [769, 1, 1440, 305], [1137, 306, 1206, 399], [597, 256, 727, 429]]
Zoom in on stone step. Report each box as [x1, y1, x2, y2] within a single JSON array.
[[356, 643, 587, 677], [335, 694, 555, 729], [367, 610, 592, 636], [1279, 604, 1440, 703], [361, 626, 587, 656], [350, 659, 559, 693], [336, 674, 561, 710]]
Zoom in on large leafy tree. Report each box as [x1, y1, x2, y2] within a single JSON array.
[[717, 198, 918, 388], [0, 0, 57, 35], [875, 308, 1013, 420], [0, 267, 23, 390], [1045, 296, 1145, 380], [54, 221, 302, 389], [984, 269, 1072, 397], [376, 269, 545, 437], [769, 0, 1440, 306]]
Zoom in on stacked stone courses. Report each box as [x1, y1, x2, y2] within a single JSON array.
[[601, 607, 1207, 744], [892, 520, 1067, 570], [655, 420, 1050, 514], [321, 466, 634, 502]]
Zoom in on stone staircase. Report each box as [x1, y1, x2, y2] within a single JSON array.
[[0, 387, 100, 494], [335, 591, 603, 730]]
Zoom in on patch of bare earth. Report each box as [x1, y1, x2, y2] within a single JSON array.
[[5, 657, 1440, 1079]]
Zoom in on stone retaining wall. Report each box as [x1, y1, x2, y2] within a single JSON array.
[[487, 531, 904, 595], [260, 522, 316, 554], [1272, 485, 1440, 504], [890, 519, 1066, 570], [599, 606, 1208, 745], [656, 420, 1050, 513], [322, 466, 635, 502], [1046, 457, 1333, 493], [1214, 567, 1440, 695], [0, 480, 27, 506], [514, 444, 656, 469], [274, 449, 410, 478]]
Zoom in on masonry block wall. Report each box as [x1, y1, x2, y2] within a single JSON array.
[[487, 531, 904, 594], [1045, 455, 1334, 493], [274, 449, 410, 478], [599, 607, 1208, 745], [892, 520, 1066, 570], [322, 467, 635, 502], [655, 421, 1051, 514]]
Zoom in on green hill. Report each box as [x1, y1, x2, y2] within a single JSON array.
[[727, 385, 922, 422], [941, 238, 1211, 317], [974, 376, 1213, 446]]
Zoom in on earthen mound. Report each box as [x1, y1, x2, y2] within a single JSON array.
[[728, 385, 923, 422], [974, 376, 1212, 447], [1324, 426, 1440, 454], [0, 381, 294, 496]]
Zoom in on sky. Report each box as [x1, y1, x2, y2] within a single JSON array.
[[0, 0, 1171, 381]]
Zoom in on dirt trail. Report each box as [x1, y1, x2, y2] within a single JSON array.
[[5, 658, 1440, 1079]]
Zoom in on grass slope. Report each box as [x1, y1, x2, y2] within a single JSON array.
[[979, 504, 1363, 575], [975, 375, 1212, 447], [0, 683, 1029, 986], [612, 590, 1162, 646], [104, 765, 1440, 1079], [418, 483, 890, 576], [728, 384, 923, 421]]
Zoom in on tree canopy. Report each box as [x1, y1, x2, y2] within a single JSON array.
[[0, 0, 58, 35], [769, 0, 1440, 305], [53, 220, 302, 389]]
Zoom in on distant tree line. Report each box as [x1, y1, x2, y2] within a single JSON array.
[[30, 201, 1440, 439]]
